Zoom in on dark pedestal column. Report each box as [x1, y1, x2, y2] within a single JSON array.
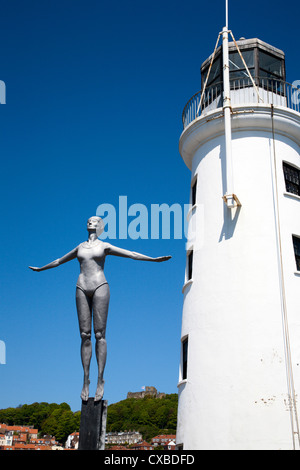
[[79, 398, 108, 450]]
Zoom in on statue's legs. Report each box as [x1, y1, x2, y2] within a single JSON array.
[[76, 288, 93, 401], [92, 283, 110, 401]]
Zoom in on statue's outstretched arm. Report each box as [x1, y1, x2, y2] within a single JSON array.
[[104, 243, 171, 262], [29, 246, 78, 272]]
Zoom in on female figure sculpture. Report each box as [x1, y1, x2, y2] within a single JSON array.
[[29, 216, 171, 402]]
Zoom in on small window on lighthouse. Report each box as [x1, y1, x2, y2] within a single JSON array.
[[182, 337, 188, 381], [191, 178, 197, 207], [283, 162, 300, 196], [187, 250, 193, 281], [292, 236, 300, 271]]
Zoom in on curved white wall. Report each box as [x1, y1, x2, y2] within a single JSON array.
[[177, 105, 300, 450]]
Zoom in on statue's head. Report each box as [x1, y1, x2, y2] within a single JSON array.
[[87, 216, 104, 237]]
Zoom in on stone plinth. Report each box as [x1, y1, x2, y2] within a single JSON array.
[[79, 398, 107, 450]]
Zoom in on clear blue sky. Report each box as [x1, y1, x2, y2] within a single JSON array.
[[0, 0, 299, 412]]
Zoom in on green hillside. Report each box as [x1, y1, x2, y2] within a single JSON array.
[[107, 394, 178, 441], [0, 393, 178, 444], [0, 402, 80, 444]]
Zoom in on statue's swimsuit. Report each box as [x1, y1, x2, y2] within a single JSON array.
[[76, 241, 108, 298]]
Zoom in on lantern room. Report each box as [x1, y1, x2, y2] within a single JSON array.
[[201, 37, 285, 89]]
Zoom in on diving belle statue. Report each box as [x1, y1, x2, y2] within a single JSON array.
[[29, 216, 171, 402]]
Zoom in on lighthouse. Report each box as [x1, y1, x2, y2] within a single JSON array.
[[176, 25, 300, 450]]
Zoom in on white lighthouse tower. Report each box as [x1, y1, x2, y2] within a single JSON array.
[[176, 19, 300, 450]]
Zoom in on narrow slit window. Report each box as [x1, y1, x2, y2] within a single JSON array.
[[191, 179, 197, 207], [182, 338, 188, 381], [187, 250, 193, 281], [283, 162, 300, 196], [293, 236, 300, 271]]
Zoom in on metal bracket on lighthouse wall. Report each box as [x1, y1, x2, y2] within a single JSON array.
[[222, 193, 241, 208], [78, 398, 108, 450]]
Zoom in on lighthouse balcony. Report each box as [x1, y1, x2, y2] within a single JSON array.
[[182, 77, 300, 129]]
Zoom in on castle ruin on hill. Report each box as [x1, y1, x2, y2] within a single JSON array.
[[127, 386, 166, 400]]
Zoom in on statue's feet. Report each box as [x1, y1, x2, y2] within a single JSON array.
[[81, 380, 90, 402], [95, 379, 104, 402]]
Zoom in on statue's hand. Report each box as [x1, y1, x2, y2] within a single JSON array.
[[155, 256, 172, 262], [28, 266, 41, 272]]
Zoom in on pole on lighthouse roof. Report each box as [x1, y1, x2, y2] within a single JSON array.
[[225, 0, 228, 29], [222, 0, 240, 208]]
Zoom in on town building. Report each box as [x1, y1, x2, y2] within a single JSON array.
[[0, 423, 60, 450], [65, 431, 80, 450], [106, 431, 143, 446], [151, 434, 176, 450], [0, 421, 177, 451], [130, 440, 154, 451]]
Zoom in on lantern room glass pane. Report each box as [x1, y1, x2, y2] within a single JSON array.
[[229, 50, 254, 72], [202, 57, 222, 87], [259, 51, 283, 79]]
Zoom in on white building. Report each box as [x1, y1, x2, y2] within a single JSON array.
[[176, 31, 300, 450], [0, 431, 13, 447], [105, 431, 143, 446]]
